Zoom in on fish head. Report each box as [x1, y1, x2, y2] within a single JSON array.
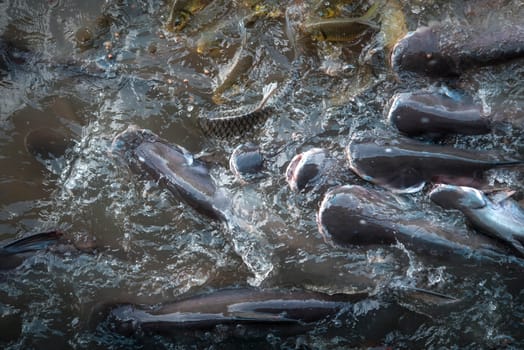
[[111, 126, 158, 159], [391, 26, 457, 76], [229, 142, 265, 182], [317, 185, 402, 247], [346, 141, 426, 193], [286, 148, 330, 192], [429, 184, 487, 210]]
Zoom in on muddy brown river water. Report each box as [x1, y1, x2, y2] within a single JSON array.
[[1, 0, 524, 348]]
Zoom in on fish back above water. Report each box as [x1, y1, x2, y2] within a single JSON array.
[[391, 22, 524, 76], [112, 126, 227, 220], [387, 91, 491, 137], [317, 185, 514, 262], [429, 184, 524, 257], [346, 135, 524, 193]]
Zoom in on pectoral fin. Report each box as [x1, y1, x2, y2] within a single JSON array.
[[230, 311, 298, 324], [2, 231, 63, 255], [384, 168, 425, 193]]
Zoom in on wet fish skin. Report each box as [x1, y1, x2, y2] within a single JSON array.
[[0, 231, 64, 270], [229, 142, 265, 183], [387, 92, 491, 137], [111, 126, 227, 221], [107, 288, 367, 335], [391, 22, 524, 76], [200, 104, 275, 138], [286, 148, 339, 192], [317, 185, 513, 262], [346, 134, 524, 193], [429, 184, 524, 257]]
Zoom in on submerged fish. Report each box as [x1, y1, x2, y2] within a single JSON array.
[[391, 22, 524, 76], [304, 18, 379, 42], [387, 92, 491, 137], [429, 184, 524, 257], [346, 133, 523, 193], [107, 288, 368, 335], [165, 0, 212, 32], [317, 185, 515, 262]]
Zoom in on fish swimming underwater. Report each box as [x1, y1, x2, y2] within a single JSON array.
[[429, 184, 524, 258], [346, 133, 523, 193]]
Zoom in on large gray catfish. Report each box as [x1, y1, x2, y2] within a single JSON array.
[[107, 288, 368, 335], [317, 185, 518, 264], [346, 133, 523, 193], [390, 21, 524, 76]]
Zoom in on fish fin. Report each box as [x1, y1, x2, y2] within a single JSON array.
[[489, 190, 516, 204], [257, 82, 279, 108], [2, 231, 63, 255], [386, 168, 425, 193], [508, 238, 524, 258], [230, 311, 298, 324], [400, 287, 459, 303]]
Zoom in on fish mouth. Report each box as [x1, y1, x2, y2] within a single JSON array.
[[111, 125, 159, 159]]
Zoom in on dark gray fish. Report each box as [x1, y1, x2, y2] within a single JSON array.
[[112, 127, 276, 283], [199, 82, 278, 138], [229, 142, 265, 183], [111, 126, 228, 221], [391, 22, 524, 76], [429, 184, 524, 257], [387, 92, 491, 137], [346, 134, 523, 193], [107, 288, 367, 335], [0, 231, 64, 270], [286, 148, 340, 192], [317, 185, 514, 262]]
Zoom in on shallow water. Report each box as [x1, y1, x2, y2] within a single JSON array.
[[1, 0, 524, 348]]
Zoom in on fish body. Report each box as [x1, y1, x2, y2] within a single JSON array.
[[429, 184, 524, 257], [317, 185, 512, 261], [304, 18, 379, 42], [391, 22, 524, 76], [346, 134, 523, 193], [112, 126, 227, 220], [107, 288, 366, 335], [200, 82, 278, 138], [387, 92, 491, 137]]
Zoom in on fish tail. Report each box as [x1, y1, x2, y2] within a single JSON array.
[[2, 231, 63, 255]]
